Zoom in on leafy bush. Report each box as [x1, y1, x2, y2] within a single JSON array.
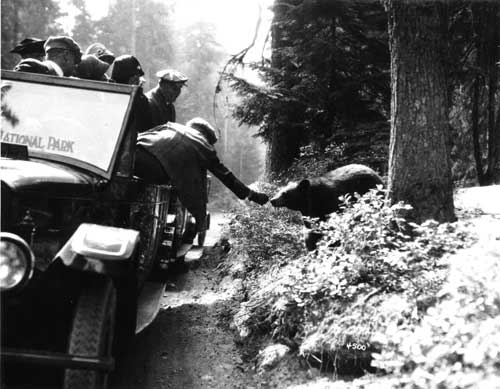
[[229, 188, 476, 376], [371, 247, 500, 388]]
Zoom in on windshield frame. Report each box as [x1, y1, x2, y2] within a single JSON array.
[[1, 70, 138, 179]]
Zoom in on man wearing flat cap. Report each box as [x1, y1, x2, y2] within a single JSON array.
[[44, 35, 82, 77], [10, 38, 46, 61], [146, 68, 188, 126], [136, 118, 269, 234]]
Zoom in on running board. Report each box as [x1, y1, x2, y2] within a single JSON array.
[[176, 243, 192, 258], [136, 281, 166, 334]]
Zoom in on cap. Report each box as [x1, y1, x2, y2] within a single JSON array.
[[75, 54, 110, 81], [186, 117, 218, 145], [13, 58, 50, 75], [156, 69, 188, 83], [44, 36, 82, 63], [10, 38, 46, 55], [111, 55, 144, 84], [85, 43, 115, 65], [13, 59, 62, 77]]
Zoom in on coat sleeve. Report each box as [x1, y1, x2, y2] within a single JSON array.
[[207, 152, 250, 199]]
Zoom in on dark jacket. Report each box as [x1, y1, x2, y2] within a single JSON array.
[[137, 123, 250, 230], [133, 87, 153, 133], [145, 86, 175, 126]]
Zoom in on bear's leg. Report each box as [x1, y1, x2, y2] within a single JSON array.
[[305, 230, 323, 251]]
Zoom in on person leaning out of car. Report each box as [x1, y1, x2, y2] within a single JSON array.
[[110, 54, 153, 133], [135, 118, 269, 233]]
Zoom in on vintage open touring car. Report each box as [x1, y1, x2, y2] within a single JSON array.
[[0, 70, 208, 388]]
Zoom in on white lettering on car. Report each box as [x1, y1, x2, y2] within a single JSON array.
[[1, 131, 74, 153]]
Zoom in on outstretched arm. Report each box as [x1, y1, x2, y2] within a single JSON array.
[[208, 155, 268, 205]]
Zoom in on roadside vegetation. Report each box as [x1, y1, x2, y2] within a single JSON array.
[[221, 168, 500, 387]]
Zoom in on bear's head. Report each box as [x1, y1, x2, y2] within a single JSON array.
[[270, 179, 310, 213]]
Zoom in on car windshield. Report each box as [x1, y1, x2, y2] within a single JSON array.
[[1, 71, 136, 178]]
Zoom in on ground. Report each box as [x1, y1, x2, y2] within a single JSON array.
[[109, 186, 500, 389], [109, 213, 283, 388]]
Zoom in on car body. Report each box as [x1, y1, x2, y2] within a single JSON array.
[[0, 70, 206, 388]]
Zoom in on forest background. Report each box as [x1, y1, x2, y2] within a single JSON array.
[[1, 0, 269, 205], [2, 1, 500, 386], [2, 0, 499, 196]]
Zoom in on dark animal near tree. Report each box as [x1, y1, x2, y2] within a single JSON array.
[[270, 164, 383, 250]]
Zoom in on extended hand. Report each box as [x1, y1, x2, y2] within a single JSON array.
[[248, 190, 269, 205]]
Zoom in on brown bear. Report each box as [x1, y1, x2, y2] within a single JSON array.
[[270, 164, 383, 250]]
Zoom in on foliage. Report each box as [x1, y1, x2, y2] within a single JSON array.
[[227, 182, 305, 274], [446, 2, 500, 185], [229, 188, 475, 374], [71, 0, 97, 50], [95, 0, 175, 89], [227, 0, 390, 175], [172, 20, 226, 123], [372, 247, 500, 388], [274, 121, 389, 185], [1, 0, 64, 69]]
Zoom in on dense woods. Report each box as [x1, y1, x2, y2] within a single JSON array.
[[2, 0, 500, 387], [223, 0, 499, 220], [1, 0, 266, 197]]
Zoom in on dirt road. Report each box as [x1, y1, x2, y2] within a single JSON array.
[[109, 212, 258, 389]]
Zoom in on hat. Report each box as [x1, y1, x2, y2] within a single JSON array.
[[13, 58, 50, 75], [111, 55, 144, 84], [75, 54, 110, 81], [13, 58, 62, 77], [10, 38, 46, 55], [44, 36, 82, 63], [156, 69, 188, 83], [186, 117, 218, 145], [85, 43, 115, 65]]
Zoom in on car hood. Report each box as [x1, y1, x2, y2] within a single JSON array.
[[1, 157, 101, 195]]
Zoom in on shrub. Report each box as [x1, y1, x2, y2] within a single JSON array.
[[229, 188, 476, 375]]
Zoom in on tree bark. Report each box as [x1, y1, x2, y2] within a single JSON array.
[[484, 4, 500, 183], [266, 0, 302, 177], [386, 0, 455, 223], [470, 2, 500, 185]]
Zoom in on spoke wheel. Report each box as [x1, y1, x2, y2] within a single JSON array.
[[63, 275, 117, 389]]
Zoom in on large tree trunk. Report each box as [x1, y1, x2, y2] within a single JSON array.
[[481, 4, 500, 183], [266, 0, 302, 177], [386, 0, 455, 223]]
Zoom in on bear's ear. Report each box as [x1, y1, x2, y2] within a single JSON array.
[[298, 179, 310, 191]]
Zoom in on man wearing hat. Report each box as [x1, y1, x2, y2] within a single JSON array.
[[146, 68, 188, 126], [10, 38, 45, 61], [44, 35, 82, 77], [136, 118, 269, 234], [111, 55, 152, 133]]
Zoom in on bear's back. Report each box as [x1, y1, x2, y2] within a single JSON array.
[[308, 164, 382, 217]]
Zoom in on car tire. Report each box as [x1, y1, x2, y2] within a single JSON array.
[[113, 273, 137, 355], [63, 275, 116, 389]]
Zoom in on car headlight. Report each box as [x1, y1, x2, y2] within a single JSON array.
[[0, 233, 34, 292], [70, 224, 139, 260]]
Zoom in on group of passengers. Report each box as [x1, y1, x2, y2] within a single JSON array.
[[9, 35, 269, 237]]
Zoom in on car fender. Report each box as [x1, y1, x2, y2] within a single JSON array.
[[56, 223, 140, 277]]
